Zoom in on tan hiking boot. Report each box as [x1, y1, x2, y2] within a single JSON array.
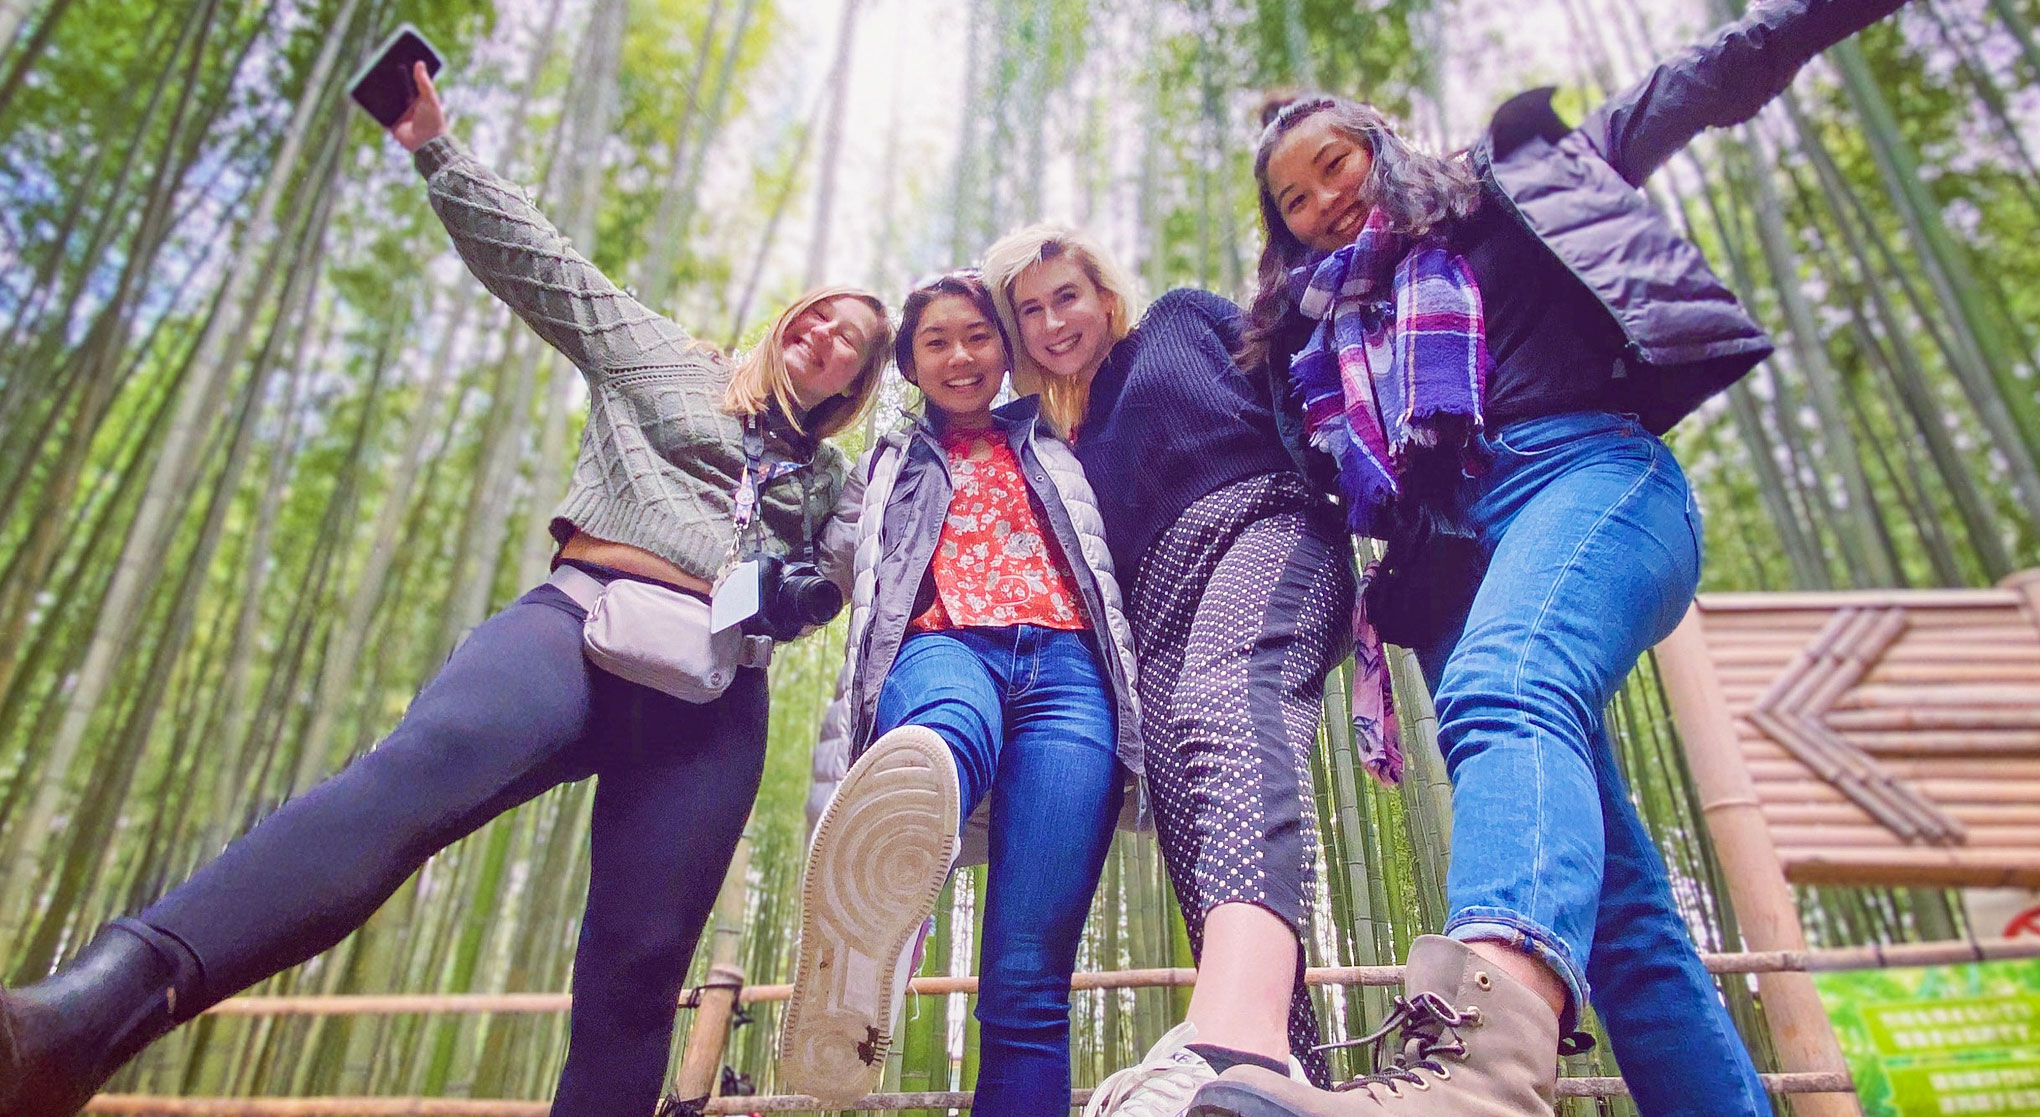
[[1186, 935, 1564, 1117]]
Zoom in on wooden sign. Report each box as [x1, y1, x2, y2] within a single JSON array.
[[1653, 573, 2040, 1117], [1680, 573, 2040, 889]]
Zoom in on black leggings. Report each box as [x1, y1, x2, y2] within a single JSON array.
[[140, 574, 768, 1115]]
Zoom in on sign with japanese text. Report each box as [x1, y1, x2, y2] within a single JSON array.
[[1818, 960, 2040, 1116]]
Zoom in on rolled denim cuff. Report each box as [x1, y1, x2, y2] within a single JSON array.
[[1444, 910, 1589, 1032]]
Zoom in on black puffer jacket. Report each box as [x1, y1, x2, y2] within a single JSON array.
[[1261, 0, 1911, 463], [1466, 0, 1909, 433]]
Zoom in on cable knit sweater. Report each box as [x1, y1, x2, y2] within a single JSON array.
[[413, 134, 845, 579]]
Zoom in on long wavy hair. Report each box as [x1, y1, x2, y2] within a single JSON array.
[[721, 285, 893, 439], [981, 224, 1144, 439], [1241, 96, 1481, 375]]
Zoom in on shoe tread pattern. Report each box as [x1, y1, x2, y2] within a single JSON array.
[[779, 726, 957, 1105]]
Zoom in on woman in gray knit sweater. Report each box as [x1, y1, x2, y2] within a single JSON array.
[[0, 66, 891, 1117]]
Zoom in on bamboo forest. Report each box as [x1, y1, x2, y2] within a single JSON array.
[[0, 0, 2037, 1113]]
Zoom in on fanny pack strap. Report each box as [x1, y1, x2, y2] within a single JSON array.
[[548, 564, 773, 670], [548, 564, 606, 612]]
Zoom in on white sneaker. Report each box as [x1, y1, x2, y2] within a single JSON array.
[[779, 725, 959, 1105], [1084, 1021, 1217, 1117]]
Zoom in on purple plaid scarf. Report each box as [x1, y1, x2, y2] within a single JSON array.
[[1288, 208, 1490, 536], [1286, 208, 1491, 787]]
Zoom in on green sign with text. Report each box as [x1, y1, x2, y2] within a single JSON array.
[[1815, 960, 2040, 1116]]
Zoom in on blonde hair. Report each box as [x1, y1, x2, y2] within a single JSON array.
[[982, 224, 1144, 438], [721, 285, 893, 439]]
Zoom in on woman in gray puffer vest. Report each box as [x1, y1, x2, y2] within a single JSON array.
[[0, 66, 891, 1117], [783, 271, 1139, 1113]]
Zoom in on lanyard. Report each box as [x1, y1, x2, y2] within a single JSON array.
[[727, 414, 812, 566]]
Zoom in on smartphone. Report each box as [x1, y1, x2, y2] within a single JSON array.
[[348, 23, 444, 128]]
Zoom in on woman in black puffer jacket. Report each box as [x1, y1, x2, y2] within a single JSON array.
[[1191, 3, 1910, 1116]]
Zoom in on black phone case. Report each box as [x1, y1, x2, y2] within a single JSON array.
[[349, 25, 443, 128]]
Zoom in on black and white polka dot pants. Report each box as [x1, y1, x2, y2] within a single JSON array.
[[1130, 472, 1356, 1088]]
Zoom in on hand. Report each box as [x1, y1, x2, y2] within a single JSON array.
[[390, 61, 447, 152]]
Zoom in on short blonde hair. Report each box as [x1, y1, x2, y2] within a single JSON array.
[[981, 224, 1144, 438], [721, 285, 893, 439]]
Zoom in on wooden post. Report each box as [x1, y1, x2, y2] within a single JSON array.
[[1657, 607, 1861, 1116], [672, 828, 755, 1102], [2002, 569, 2040, 634]]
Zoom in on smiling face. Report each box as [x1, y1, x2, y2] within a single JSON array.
[[1009, 255, 1119, 383], [907, 294, 1006, 426], [779, 295, 884, 411], [1265, 112, 1376, 254]]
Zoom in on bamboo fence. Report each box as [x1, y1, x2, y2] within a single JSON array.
[[85, 1074, 1864, 1115], [71, 939, 2040, 1114], [1681, 578, 2040, 888], [185, 937, 2040, 1019]]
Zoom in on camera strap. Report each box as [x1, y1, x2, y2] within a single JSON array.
[[727, 414, 809, 568]]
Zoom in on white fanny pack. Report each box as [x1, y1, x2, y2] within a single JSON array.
[[548, 565, 772, 704]]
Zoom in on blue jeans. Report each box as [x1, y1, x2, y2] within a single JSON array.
[[1415, 411, 1769, 1117], [873, 626, 1123, 1116]]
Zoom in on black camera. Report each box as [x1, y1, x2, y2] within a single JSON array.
[[745, 554, 844, 641]]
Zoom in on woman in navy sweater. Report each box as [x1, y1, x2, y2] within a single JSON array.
[[984, 226, 1352, 1112]]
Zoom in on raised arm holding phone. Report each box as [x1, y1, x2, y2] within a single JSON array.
[[0, 48, 893, 1117]]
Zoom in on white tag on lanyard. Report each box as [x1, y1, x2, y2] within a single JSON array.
[[711, 560, 761, 633]]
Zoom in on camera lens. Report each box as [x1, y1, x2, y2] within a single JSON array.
[[781, 573, 843, 626], [747, 558, 845, 640]]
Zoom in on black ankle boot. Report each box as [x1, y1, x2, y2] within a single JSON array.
[[0, 918, 205, 1117]]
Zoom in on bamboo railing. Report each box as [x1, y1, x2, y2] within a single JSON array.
[[81, 577, 2040, 1116], [81, 938, 2040, 1114], [85, 1074, 1864, 1114], [187, 936, 2040, 1018]]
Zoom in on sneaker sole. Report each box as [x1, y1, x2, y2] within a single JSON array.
[[779, 725, 958, 1105], [1187, 1083, 1309, 1117]]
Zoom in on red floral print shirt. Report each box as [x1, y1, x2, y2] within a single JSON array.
[[909, 427, 1091, 634]]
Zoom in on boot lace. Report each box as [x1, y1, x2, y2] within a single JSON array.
[[1314, 991, 1478, 1093]]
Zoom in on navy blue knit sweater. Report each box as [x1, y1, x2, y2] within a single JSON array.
[[1072, 288, 1301, 582]]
